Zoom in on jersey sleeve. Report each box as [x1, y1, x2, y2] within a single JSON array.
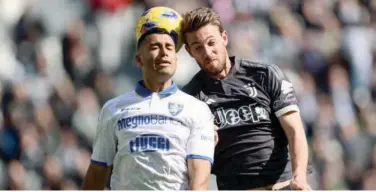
[[186, 102, 215, 164], [267, 64, 300, 117], [91, 103, 117, 166]]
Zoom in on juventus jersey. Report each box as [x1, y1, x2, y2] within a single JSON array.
[[183, 57, 300, 189], [91, 81, 215, 190]]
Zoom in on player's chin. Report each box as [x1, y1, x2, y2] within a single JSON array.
[[155, 68, 175, 77], [204, 66, 223, 76]]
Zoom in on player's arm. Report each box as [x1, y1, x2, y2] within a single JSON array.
[[187, 158, 212, 190], [278, 111, 310, 190], [82, 163, 111, 190], [186, 103, 215, 190], [82, 104, 117, 190], [267, 65, 311, 190]]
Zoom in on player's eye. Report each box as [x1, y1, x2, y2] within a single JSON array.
[[208, 41, 215, 46], [194, 45, 203, 52], [166, 44, 174, 51], [150, 45, 159, 50]]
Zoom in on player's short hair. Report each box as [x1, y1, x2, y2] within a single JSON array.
[[181, 7, 224, 45], [137, 28, 170, 50]]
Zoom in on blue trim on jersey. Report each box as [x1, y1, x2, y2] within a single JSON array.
[[135, 81, 178, 98], [91, 159, 108, 167], [186, 154, 213, 165]]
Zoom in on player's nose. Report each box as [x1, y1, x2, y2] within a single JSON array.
[[202, 45, 213, 57], [160, 47, 169, 57]]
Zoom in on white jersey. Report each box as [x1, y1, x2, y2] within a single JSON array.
[[91, 81, 215, 190]]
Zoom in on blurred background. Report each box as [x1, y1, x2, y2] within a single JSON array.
[[0, 0, 375, 190]]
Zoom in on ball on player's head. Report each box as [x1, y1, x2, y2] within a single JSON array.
[[136, 6, 183, 52]]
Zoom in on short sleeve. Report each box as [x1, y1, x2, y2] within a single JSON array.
[[186, 103, 215, 164], [91, 103, 117, 166], [267, 65, 300, 117]]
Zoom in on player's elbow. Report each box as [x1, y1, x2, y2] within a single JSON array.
[[189, 177, 210, 190]]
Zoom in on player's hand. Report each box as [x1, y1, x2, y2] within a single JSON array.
[[290, 175, 312, 190], [214, 125, 219, 146]]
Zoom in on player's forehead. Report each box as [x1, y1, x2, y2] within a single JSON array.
[[186, 24, 221, 45], [144, 33, 175, 46]]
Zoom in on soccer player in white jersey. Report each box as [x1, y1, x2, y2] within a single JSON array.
[[82, 7, 215, 190]]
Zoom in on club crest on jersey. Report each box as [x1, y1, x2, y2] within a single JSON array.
[[168, 102, 183, 116], [244, 83, 258, 98]]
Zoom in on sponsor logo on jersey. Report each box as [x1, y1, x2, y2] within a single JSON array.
[[168, 102, 184, 116], [117, 115, 183, 130], [200, 135, 214, 142], [244, 83, 258, 98], [129, 134, 170, 153], [120, 107, 140, 112], [214, 104, 269, 128], [281, 80, 293, 95]]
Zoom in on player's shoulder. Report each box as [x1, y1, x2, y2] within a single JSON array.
[[189, 69, 206, 82], [181, 70, 206, 95], [174, 91, 212, 122], [237, 58, 278, 72], [100, 91, 139, 117], [175, 90, 210, 110], [237, 58, 286, 81]]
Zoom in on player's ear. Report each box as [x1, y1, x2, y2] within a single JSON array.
[[185, 44, 193, 57], [222, 30, 228, 47], [135, 53, 143, 68]]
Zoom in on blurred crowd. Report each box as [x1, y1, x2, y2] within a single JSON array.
[[0, 0, 375, 190]]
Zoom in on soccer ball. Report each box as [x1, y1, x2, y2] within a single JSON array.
[[136, 6, 183, 52]]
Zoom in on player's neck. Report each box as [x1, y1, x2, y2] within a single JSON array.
[[214, 56, 232, 80], [142, 78, 173, 93]]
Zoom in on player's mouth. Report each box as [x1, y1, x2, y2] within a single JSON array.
[[156, 60, 171, 67], [205, 58, 217, 65]]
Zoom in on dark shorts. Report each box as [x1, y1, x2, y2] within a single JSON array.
[[216, 172, 319, 190], [216, 175, 286, 190]]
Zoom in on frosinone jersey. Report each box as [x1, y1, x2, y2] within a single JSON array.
[[91, 81, 215, 190]]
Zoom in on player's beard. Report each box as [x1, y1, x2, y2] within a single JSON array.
[[199, 56, 226, 77]]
